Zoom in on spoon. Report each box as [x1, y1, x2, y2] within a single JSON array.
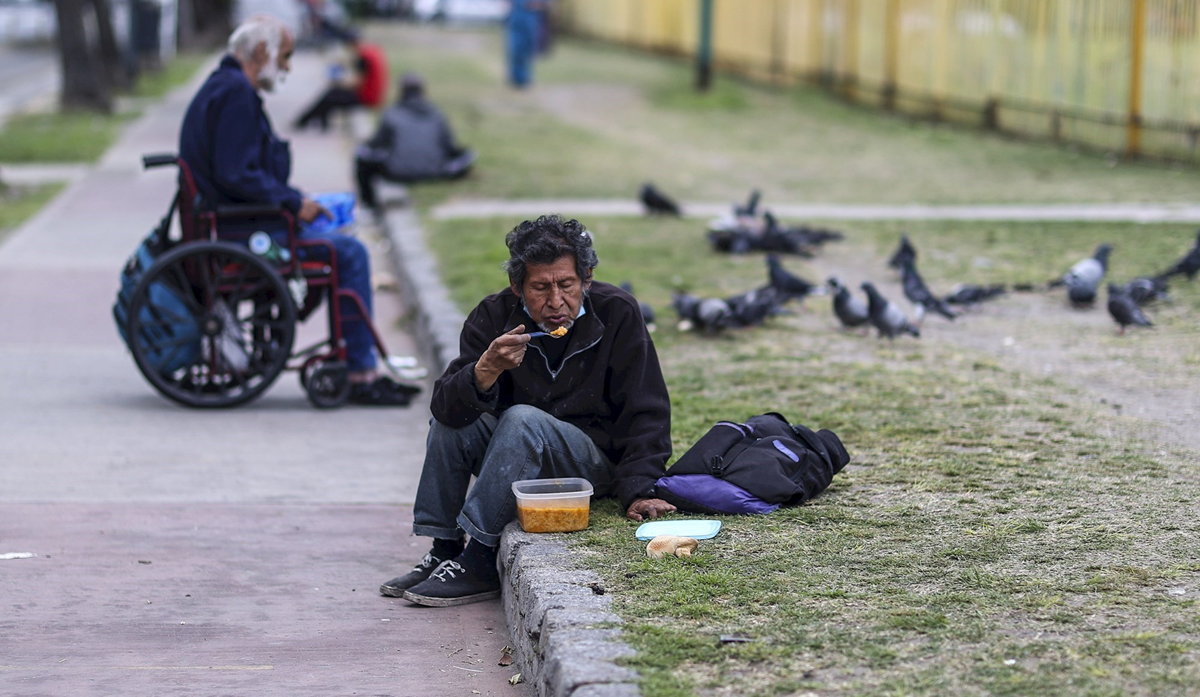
[[527, 330, 566, 339]]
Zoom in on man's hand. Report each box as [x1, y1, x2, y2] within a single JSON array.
[[625, 498, 677, 522], [474, 324, 532, 392], [297, 198, 332, 224]]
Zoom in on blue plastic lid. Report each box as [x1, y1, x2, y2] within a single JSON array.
[[635, 519, 722, 541]]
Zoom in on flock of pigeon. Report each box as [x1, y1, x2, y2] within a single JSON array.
[[636, 183, 1200, 338], [1044, 232, 1200, 333]]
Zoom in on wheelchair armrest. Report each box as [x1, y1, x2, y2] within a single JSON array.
[[142, 153, 178, 169], [214, 203, 289, 218]]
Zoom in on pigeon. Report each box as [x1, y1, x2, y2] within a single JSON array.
[[787, 224, 844, 247], [734, 189, 761, 218], [696, 297, 733, 332], [725, 285, 786, 327], [943, 283, 1007, 305], [861, 282, 920, 339], [827, 277, 870, 329], [619, 281, 657, 332], [761, 211, 843, 250], [1158, 229, 1200, 281], [1054, 243, 1112, 306], [766, 253, 817, 301], [1123, 275, 1169, 306], [888, 234, 916, 270], [672, 291, 731, 333], [671, 291, 700, 325], [1107, 283, 1153, 335], [706, 228, 759, 255], [639, 183, 681, 216], [760, 211, 815, 257], [901, 260, 957, 321]]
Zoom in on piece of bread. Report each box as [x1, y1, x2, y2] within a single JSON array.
[[645, 535, 699, 559]]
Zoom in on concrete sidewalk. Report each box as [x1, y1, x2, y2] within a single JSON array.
[[0, 50, 526, 695]]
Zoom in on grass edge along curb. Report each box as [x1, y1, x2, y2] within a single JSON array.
[[501, 524, 641, 696]]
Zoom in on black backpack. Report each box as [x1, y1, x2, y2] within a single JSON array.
[[659, 413, 850, 508]]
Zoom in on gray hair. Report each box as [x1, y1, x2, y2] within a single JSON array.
[[228, 16, 286, 62], [503, 215, 598, 290]]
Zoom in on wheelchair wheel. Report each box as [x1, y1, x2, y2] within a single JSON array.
[[304, 361, 350, 409], [127, 241, 296, 408]]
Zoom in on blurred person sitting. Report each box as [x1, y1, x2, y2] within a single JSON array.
[[179, 15, 417, 406], [294, 29, 389, 132], [354, 73, 476, 210]]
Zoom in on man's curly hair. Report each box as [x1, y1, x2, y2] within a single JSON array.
[[503, 215, 599, 290]]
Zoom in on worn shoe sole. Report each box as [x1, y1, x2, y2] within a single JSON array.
[[401, 589, 501, 607], [379, 583, 407, 598]]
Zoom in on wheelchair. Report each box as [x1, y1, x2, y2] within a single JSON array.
[[122, 152, 399, 409]]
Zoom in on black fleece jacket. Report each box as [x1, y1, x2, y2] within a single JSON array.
[[431, 282, 672, 509]]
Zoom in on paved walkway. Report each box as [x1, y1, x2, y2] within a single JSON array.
[[0, 43, 57, 124], [0, 51, 525, 695], [433, 199, 1200, 223], [0, 163, 90, 185]]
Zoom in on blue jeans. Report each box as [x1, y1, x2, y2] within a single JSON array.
[[506, 11, 538, 87], [293, 228, 375, 372], [412, 405, 615, 546]]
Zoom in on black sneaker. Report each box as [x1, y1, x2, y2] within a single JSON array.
[[350, 377, 421, 407], [379, 550, 453, 597], [402, 556, 501, 607]]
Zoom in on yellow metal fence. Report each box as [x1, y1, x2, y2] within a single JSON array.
[[558, 0, 1200, 162]]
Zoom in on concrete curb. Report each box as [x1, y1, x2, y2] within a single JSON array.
[[380, 209, 643, 696], [501, 524, 641, 697]]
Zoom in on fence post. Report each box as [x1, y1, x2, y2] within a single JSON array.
[[1126, 0, 1146, 157], [844, 0, 860, 101], [770, 0, 788, 83], [811, 0, 826, 84], [932, 0, 950, 120], [882, 0, 899, 110], [696, 0, 714, 91]]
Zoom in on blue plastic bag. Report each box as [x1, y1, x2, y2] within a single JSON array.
[[303, 192, 356, 234]]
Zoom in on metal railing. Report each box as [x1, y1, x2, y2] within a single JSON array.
[[558, 0, 1200, 162]]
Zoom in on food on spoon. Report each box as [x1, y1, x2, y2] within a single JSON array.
[[549, 326, 568, 338]]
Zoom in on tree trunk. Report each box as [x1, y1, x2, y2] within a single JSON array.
[[180, 0, 231, 49], [89, 0, 129, 91], [53, 0, 112, 112], [177, 0, 196, 50]]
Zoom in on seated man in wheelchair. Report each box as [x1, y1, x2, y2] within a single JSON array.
[[179, 15, 414, 406]]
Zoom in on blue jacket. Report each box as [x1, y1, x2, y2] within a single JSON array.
[[179, 55, 303, 213]]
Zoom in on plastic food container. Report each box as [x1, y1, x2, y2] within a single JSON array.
[[511, 478, 594, 533]]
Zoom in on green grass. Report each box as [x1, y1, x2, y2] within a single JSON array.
[[426, 214, 1200, 695], [366, 23, 1200, 208], [0, 52, 208, 164], [0, 111, 138, 163], [0, 183, 64, 243], [132, 52, 213, 99]]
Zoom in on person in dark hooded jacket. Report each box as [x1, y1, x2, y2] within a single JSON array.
[[353, 73, 475, 209]]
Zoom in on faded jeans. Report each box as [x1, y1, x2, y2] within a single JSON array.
[[412, 405, 615, 547]]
